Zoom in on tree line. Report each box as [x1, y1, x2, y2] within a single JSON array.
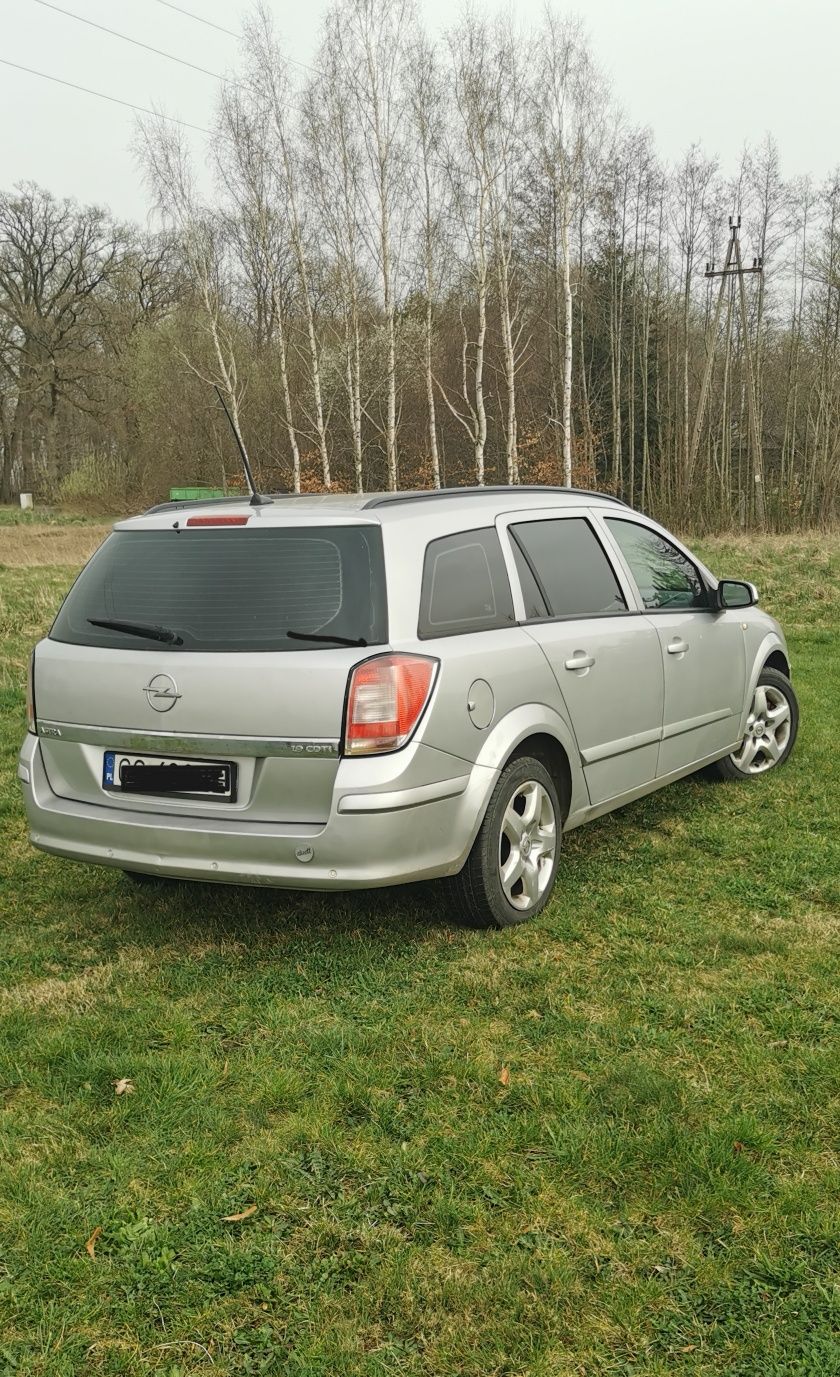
[[1, 0, 838, 529]]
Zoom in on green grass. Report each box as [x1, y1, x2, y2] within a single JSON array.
[[0, 506, 112, 527], [0, 537, 838, 1376]]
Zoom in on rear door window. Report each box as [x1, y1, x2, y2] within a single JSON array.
[[509, 517, 627, 618], [49, 525, 388, 651], [418, 527, 514, 638]]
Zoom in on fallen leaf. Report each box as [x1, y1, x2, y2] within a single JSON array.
[[732, 1140, 745, 1154], [221, 1204, 257, 1223], [498, 1066, 510, 1086], [569, 1070, 590, 1082], [85, 1226, 102, 1260], [113, 1078, 135, 1096]]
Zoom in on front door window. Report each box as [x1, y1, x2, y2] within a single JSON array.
[[605, 520, 708, 611]]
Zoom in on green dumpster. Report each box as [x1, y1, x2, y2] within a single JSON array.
[[168, 485, 226, 501]]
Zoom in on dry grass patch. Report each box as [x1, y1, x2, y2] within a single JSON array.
[[0, 523, 110, 566], [0, 953, 149, 1013]]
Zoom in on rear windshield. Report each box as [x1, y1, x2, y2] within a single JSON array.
[[50, 525, 388, 652]]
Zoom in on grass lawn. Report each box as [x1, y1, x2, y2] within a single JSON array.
[[0, 506, 113, 527], [0, 533, 838, 1376]]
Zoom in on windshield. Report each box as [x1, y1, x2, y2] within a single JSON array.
[[50, 525, 388, 652]]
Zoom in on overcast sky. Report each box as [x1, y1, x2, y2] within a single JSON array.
[[2, 0, 837, 222]]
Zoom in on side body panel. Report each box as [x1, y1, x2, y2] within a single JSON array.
[[643, 610, 746, 775], [592, 512, 748, 776], [413, 625, 578, 772], [522, 617, 663, 803], [493, 505, 665, 806]]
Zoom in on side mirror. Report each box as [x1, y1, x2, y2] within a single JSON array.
[[716, 578, 758, 610]]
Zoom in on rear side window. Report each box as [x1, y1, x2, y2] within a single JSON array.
[[50, 525, 388, 652], [418, 527, 514, 638], [605, 519, 709, 610], [510, 518, 627, 618]]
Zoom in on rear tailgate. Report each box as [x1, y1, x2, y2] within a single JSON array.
[[35, 642, 370, 823], [36, 518, 386, 824]]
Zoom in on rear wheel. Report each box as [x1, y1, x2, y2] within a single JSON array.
[[443, 754, 561, 929], [711, 666, 799, 781]]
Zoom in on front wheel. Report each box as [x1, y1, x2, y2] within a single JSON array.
[[443, 754, 561, 928], [711, 666, 799, 781]]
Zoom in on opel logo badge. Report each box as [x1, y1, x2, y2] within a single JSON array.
[[143, 673, 181, 712]]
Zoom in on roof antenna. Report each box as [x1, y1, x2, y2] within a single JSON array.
[[213, 385, 272, 506]]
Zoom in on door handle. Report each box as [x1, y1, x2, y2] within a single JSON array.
[[564, 652, 595, 671], [667, 638, 689, 655]]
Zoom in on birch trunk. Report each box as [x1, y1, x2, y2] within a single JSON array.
[[561, 206, 573, 487]]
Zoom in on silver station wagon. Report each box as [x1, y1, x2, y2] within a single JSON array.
[[19, 486, 798, 927]]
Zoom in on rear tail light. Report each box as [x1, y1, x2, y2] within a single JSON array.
[[26, 648, 37, 734], [185, 514, 250, 526], [344, 653, 438, 756]]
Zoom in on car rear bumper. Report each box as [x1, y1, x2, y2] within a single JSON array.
[[18, 734, 496, 890]]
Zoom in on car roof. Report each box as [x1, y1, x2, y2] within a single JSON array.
[[135, 485, 631, 527]]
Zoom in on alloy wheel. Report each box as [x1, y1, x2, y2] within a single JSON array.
[[730, 683, 792, 775], [498, 779, 557, 911]]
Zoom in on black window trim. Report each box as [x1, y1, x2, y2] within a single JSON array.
[[506, 514, 636, 625], [603, 516, 718, 614]]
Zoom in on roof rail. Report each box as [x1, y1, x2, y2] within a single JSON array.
[[144, 495, 251, 515], [144, 493, 298, 515], [144, 484, 631, 516], [362, 484, 630, 510]]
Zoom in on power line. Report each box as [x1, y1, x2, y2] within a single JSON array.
[[31, 0, 308, 123], [146, 0, 324, 80], [32, 0, 245, 91], [149, 0, 239, 40], [0, 56, 215, 136]]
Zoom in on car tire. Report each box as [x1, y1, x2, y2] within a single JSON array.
[[711, 666, 799, 781], [443, 754, 562, 929]]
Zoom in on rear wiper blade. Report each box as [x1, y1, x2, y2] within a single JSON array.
[[286, 630, 368, 647], [88, 617, 184, 646]]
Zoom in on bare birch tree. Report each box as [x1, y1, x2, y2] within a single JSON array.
[[533, 14, 605, 486], [245, 5, 331, 487], [437, 12, 496, 484], [303, 15, 368, 491], [331, 0, 413, 490], [672, 143, 718, 515], [136, 117, 251, 485], [406, 31, 445, 487], [216, 85, 302, 491]]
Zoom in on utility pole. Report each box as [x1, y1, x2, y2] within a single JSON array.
[[688, 216, 765, 525]]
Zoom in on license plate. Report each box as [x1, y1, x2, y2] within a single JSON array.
[[103, 751, 236, 800]]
